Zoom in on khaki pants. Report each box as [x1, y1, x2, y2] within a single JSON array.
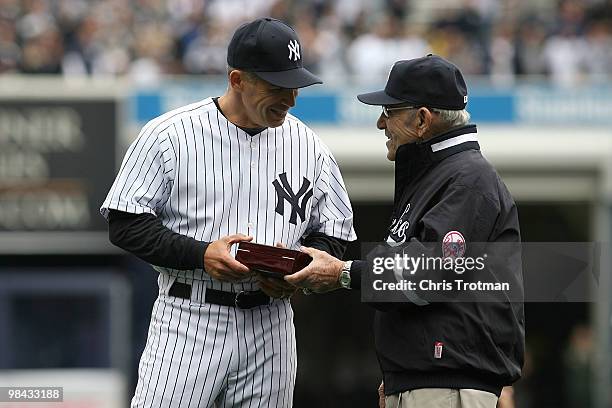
[[385, 388, 498, 408]]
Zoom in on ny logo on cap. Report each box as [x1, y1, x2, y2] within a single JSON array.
[[288, 40, 300, 61]]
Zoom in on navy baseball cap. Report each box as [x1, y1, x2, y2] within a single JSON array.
[[357, 54, 468, 110], [227, 17, 322, 89]]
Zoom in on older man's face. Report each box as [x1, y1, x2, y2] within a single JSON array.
[[377, 106, 421, 161]]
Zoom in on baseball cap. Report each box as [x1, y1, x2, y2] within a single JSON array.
[[227, 17, 322, 89], [357, 54, 468, 110]]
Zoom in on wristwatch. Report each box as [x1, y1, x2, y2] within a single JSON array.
[[339, 261, 353, 289]]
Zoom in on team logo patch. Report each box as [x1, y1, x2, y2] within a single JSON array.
[[442, 230, 466, 258], [273, 172, 313, 225], [288, 40, 300, 61]]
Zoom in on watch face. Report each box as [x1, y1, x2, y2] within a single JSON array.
[[340, 270, 351, 288]]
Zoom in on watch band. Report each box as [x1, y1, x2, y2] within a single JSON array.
[[339, 260, 353, 289]]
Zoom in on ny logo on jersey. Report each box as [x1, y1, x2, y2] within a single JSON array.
[[273, 172, 313, 225], [287, 40, 300, 61]]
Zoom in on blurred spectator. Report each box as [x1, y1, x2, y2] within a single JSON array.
[[206, 0, 276, 27], [62, 15, 104, 75], [582, 20, 612, 81], [298, 5, 347, 81], [20, 25, 63, 74], [553, 0, 587, 37], [513, 18, 548, 77], [428, 25, 484, 75], [489, 21, 514, 84], [542, 29, 586, 87], [542, 0, 588, 87], [293, 11, 325, 75], [0, 18, 20, 72], [16, 0, 62, 73], [0, 0, 609, 84], [182, 19, 231, 75], [129, 21, 175, 83], [347, 13, 428, 81], [429, 4, 489, 74]]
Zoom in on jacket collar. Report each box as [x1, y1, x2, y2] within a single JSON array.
[[395, 124, 479, 171], [393, 124, 479, 201]]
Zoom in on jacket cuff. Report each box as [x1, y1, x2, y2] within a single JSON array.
[[349, 260, 363, 290]]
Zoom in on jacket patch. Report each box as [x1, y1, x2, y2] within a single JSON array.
[[434, 341, 444, 359], [442, 230, 466, 258]]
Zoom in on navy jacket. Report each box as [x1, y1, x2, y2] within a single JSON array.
[[351, 124, 524, 396]]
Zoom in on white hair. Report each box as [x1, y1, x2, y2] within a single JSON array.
[[430, 108, 471, 128]]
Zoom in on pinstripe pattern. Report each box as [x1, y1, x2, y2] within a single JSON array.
[[101, 97, 355, 407]]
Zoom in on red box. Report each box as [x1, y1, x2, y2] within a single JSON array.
[[236, 242, 312, 279]]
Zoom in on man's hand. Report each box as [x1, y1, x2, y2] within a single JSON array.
[[255, 242, 298, 298], [284, 246, 344, 293], [257, 275, 298, 298], [204, 234, 253, 281], [497, 386, 515, 408], [378, 381, 385, 408]]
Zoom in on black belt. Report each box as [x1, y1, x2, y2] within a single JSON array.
[[168, 281, 271, 309]]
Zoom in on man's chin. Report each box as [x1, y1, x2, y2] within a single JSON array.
[[267, 110, 288, 126], [385, 140, 397, 161], [266, 116, 286, 128]]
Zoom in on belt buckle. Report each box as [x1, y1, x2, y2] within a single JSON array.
[[235, 290, 248, 309]]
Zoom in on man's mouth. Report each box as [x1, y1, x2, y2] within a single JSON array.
[[270, 107, 288, 116]]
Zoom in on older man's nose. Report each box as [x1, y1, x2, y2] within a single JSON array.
[[377, 114, 387, 130]]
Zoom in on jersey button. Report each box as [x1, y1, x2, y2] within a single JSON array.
[[250, 162, 256, 168], [250, 141, 256, 149]]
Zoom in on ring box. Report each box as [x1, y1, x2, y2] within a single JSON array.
[[236, 242, 312, 279]]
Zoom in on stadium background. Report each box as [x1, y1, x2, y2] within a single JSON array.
[[1, 0, 612, 407]]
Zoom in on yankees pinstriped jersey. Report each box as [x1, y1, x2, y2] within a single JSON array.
[[101, 97, 355, 287], [101, 97, 356, 407]]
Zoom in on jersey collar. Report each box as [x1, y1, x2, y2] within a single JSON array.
[[212, 96, 268, 136]]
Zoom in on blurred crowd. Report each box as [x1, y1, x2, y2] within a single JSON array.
[[1, 0, 611, 86]]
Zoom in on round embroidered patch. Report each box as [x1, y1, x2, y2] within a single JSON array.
[[442, 230, 466, 258]]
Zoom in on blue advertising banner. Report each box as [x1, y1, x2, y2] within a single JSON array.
[[130, 82, 612, 126]]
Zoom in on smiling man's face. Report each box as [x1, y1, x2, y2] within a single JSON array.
[[376, 106, 421, 161], [240, 73, 298, 128]]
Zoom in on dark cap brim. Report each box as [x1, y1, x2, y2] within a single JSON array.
[[254, 67, 322, 89], [357, 90, 405, 106]]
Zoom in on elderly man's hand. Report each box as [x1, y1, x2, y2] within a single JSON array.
[[255, 242, 298, 299], [497, 386, 515, 408], [256, 275, 298, 298], [284, 246, 345, 293]]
